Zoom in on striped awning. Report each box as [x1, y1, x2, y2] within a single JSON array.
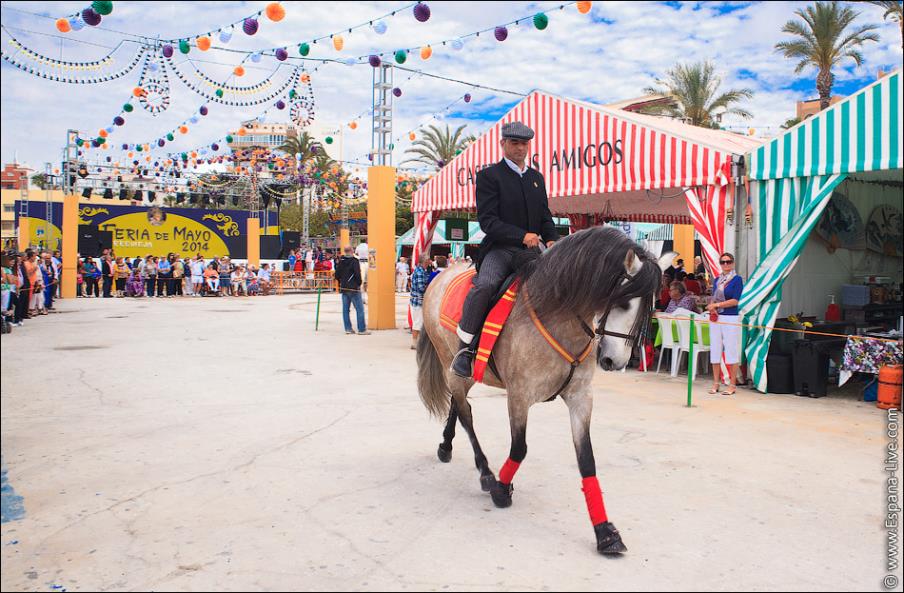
[[748, 70, 902, 180]]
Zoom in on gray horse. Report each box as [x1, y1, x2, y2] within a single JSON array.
[[417, 226, 667, 555]]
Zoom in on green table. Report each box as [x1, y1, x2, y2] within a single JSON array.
[[653, 317, 710, 347]]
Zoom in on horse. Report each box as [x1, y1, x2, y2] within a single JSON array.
[[416, 226, 667, 555]]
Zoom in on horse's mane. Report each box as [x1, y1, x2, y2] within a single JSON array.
[[518, 226, 661, 331]]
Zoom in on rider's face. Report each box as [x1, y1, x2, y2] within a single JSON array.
[[501, 138, 530, 165]]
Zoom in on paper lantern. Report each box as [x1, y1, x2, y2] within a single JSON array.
[[190, 115, 199, 124], [452, 39, 464, 51], [576, 1, 592, 13], [494, 26, 508, 41], [251, 52, 262, 63], [219, 27, 233, 43], [69, 17, 84, 31], [197, 36, 211, 51], [394, 50, 407, 64], [420, 46, 432, 60], [275, 47, 288, 61], [266, 2, 285, 21], [179, 125, 188, 134], [133, 86, 144, 97], [81, 8, 101, 26], [162, 44, 174, 58], [533, 13, 549, 30], [298, 42, 310, 56], [373, 20, 387, 34], [113, 116, 125, 126], [234, 65, 245, 77], [225, 135, 234, 143], [166, 133, 174, 141], [368, 55, 381, 67], [243, 17, 259, 36], [464, 93, 472, 103], [413, 2, 431, 22], [200, 105, 208, 116], [179, 39, 191, 54], [215, 88, 224, 97], [56, 18, 71, 33], [332, 35, 344, 51], [237, 128, 247, 136], [349, 121, 358, 130], [325, 136, 333, 144], [96, 137, 106, 145], [211, 143, 219, 151], [158, 139, 166, 147], [98, 129, 108, 138], [92, 1, 113, 16], [393, 87, 402, 97], [300, 73, 310, 83], [276, 99, 286, 109], [409, 132, 416, 141]]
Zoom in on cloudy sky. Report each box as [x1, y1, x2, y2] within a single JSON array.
[[1, 0, 901, 178]]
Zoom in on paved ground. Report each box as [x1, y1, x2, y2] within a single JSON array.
[[1, 293, 899, 592]]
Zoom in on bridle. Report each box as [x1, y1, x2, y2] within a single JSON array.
[[586, 268, 648, 347]]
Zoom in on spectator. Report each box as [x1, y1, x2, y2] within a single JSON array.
[[706, 252, 744, 396], [355, 239, 369, 288], [40, 252, 56, 310], [288, 249, 297, 271], [2, 253, 15, 325], [156, 254, 172, 298], [231, 265, 246, 296], [664, 281, 699, 313], [189, 255, 205, 297], [100, 253, 113, 298], [335, 246, 368, 335], [219, 257, 232, 296], [428, 255, 447, 285], [76, 257, 85, 297], [246, 266, 260, 296], [26, 250, 45, 315], [143, 256, 158, 297], [182, 258, 193, 296], [126, 267, 144, 297], [203, 264, 220, 294], [83, 257, 99, 298], [409, 253, 430, 349], [172, 254, 185, 297], [257, 263, 272, 296], [114, 257, 129, 297], [293, 252, 304, 273], [684, 273, 702, 295], [395, 257, 410, 292], [657, 275, 671, 311]]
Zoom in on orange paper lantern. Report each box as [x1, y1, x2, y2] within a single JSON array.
[[300, 73, 311, 83], [265, 2, 286, 21], [133, 87, 145, 97], [234, 65, 245, 77], [237, 128, 247, 136], [409, 132, 416, 141], [196, 36, 211, 51], [576, 1, 592, 14], [349, 121, 358, 130], [179, 125, 189, 134], [332, 35, 344, 51], [98, 129, 108, 138], [55, 18, 71, 33], [420, 46, 432, 60]]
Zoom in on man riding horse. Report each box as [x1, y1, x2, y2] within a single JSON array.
[[451, 121, 560, 378]]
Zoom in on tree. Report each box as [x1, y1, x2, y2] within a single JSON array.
[[276, 131, 317, 173], [30, 173, 47, 189], [401, 124, 475, 170], [862, 1, 903, 51], [775, 1, 880, 110], [642, 61, 754, 128], [781, 116, 803, 129]]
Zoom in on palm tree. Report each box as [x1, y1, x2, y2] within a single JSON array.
[[642, 61, 754, 128], [775, 1, 880, 111], [276, 131, 317, 177], [401, 124, 475, 170], [863, 0, 903, 50]]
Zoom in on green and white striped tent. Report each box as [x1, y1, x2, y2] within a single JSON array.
[[740, 70, 902, 392]]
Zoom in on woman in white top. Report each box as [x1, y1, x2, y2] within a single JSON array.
[[231, 266, 246, 296]]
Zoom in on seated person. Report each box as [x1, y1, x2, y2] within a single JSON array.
[[203, 264, 220, 293], [126, 269, 145, 297], [246, 267, 260, 295], [665, 281, 699, 313], [257, 263, 272, 295], [231, 267, 246, 296], [684, 273, 702, 295]]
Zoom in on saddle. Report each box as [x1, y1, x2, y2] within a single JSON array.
[[440, 267, 520, 383]]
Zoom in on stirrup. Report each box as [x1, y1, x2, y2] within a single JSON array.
[[450, 347, 474, 378]]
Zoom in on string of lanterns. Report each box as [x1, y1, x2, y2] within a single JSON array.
[[165, 55, 302, 106], [54, 1, 114, 34], [1, 33, 147, 84]]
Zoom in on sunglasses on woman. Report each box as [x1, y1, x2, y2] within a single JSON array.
[[720, 259, 734, 264]]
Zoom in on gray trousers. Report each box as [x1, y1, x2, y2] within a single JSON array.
[[458, 246, 521, 337]]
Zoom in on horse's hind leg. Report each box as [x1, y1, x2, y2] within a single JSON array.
[[451, 391, 496, 492], [437, 397, 457, 463], [565, 392, 627, 555], [489, 398, 528, 508]]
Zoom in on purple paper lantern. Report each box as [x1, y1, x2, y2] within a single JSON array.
[[243, 17, 259, 36], [275, 47, 288, 61], [464, 93, 472, 103], [113, 116, 125, 126], [199, 105, 208, 116], [211, 143, 219, 151], [158, 139, 166, 147], [276, 100, 286, 110], [81, 7, 102, 26], [413, 2, 431, 22], [368, 55, 381, 68], [121, 143, 129, 150], [392, 87, 402, 97], [91, 139, 100, 147], [494, 26, 508, 42], [162, 44, 174, 58]]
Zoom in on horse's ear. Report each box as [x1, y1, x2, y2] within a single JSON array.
[[658, 251, 677, 273], [624, 249, 642, 276]]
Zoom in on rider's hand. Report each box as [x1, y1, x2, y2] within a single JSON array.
[[522, 233, 540, 248], [546, 240, 556, 249]]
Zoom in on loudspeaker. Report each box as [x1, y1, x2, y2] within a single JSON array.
[[260, 235, 281, 259], [77, 227, 112, 257], [281, 231, 300, 257]]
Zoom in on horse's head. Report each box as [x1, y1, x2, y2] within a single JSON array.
[[596, 250, 670, 371]]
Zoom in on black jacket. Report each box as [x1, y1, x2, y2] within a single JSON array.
[[476, 160, 559, 265], [334, 255, 362, 291]]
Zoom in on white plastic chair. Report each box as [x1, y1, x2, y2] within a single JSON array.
[[655, 312, 680, 375], [672, 309, 711, 381]]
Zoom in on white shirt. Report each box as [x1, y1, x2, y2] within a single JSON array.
[[504, 157, 528, 177], [258, 268, 271, 281], [190, 260, 205, 276], [396, 262, 410, 275], [355, 243, 369, 260]]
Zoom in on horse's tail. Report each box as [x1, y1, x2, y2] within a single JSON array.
[[416, 331, 450, 420]]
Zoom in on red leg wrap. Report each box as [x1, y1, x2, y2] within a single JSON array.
[[581, 476, 608, 525], [498, 458, 521, 485]]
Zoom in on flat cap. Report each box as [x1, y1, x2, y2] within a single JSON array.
[[501, 121, 534, 140]]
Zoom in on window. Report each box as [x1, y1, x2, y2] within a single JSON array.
[[3, 204, 15, 212]]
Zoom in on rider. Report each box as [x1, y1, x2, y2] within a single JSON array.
[[450, 121, 559, 378]]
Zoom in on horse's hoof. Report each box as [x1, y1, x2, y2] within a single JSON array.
[[437, 444, 452, 463], [594, 521, 627, 555], [490, 481, 513, 508], [480, 473, 496, 492]]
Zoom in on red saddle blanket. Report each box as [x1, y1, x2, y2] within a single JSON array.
[[439, 268, 520, 382]]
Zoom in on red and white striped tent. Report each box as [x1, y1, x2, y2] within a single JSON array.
[[411, 90, 763, 274]]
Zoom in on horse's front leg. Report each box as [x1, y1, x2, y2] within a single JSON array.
[[490, 398, 529, 508], [565, 392, 627, 555], [437, 397, 457, 463]]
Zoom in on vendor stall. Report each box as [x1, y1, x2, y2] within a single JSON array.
[[740, 70, 903, 393]]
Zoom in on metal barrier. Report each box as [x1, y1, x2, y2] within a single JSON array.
[[271, 271, 338, 294]]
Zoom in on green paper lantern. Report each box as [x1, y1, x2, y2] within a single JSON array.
[[394, 49, 407, 64], [135, 143, 142, 151], [226, 135, 233, 143], [325, 136, 333, 144], [76, 138, 84, 146], [389, 143, 395, 150], [299, 42, 310, 56], [533, 13, 549, 30], [181, 152, 188, 161], [166, 133, 174, 141], [179, 39, 190, 54], [268, 163, 275, 169], [92, 1, 113, 16], [289, 89, 296, 99], [123, 103, 134, 112], [215, 88, 224, 98]]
